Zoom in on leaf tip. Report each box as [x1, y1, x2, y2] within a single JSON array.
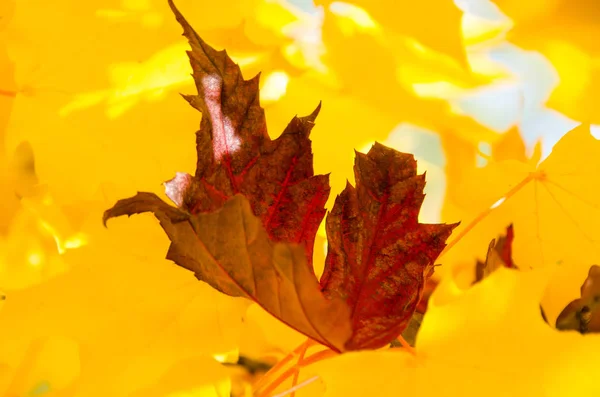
[[307, 101, 322, 122], [101, 211, 111, 228], [167, 0, 184, 28]]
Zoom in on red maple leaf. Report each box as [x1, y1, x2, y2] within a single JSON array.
[[163, 3, 328, 269], [320, 145, 457, 350], [104, 0, 457, 352]]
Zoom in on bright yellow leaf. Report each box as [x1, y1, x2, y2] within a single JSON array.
[[440, 124, 600, 290], [310, 267, 600, 396]]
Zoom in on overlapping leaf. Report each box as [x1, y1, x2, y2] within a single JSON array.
[[475, 224, 516, 282], [311, 268, 600, 397], [105, 192, 353, 352], [104, 0, 351, 352], [321, 143, 457, 350], [2, 0, 305, 205], [439, 124, 600, 323], [105, 0, 456, 353], [265, 2, 496, 213], [160, 0, 329, 264], [556, 264, 600, 333]]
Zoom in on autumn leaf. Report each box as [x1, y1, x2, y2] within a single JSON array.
[[321, 143, 457, 350], [102, 0, 353, 352], [440, 124, 600, 279], [435, 123, 600, 327], [104, 0, 456, 354], [104, 192, 353, 352], [161, 2, 330, 269], [475, 224, 516, 282], [310, 267, 600, 396], [3, 0, 304, 206], [556, 264, 600, 333], [265, 2, 495, 214]]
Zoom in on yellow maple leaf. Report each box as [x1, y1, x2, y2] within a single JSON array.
[[439, 124, 600, 316], [309, 267, 600, 396]]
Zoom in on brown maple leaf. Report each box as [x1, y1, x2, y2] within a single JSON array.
[[474, 224, 517, 283], [162, 0, 328, 270], [556, 265, 600, 333], [104, 193, 353, 351], [320, 144, 458, 350], [104, 0, 457, 353]]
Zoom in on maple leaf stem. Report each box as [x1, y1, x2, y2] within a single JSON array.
[[255, 340, 337, 397], [439, 174, 534, 259], [253, 339, 316, 392], [299, 348, 338, 366], [290, 338, 309, 397], [257, 365, 301, 397], [0, 88, 17, 98], [391, 334, 417, 355]]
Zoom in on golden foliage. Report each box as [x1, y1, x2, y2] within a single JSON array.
[[1, 0, 600, 395]]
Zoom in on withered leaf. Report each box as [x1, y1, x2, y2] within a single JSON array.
[[474, 224, 517, 283], [104, 0, 457, 353], [556, 265, 600, 333], [104, 193, 352, 351], [390, 312, 424, 348], [163, 0, 328, 270], [320, 144, 458, 350]]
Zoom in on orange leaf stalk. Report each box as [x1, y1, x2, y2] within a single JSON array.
[[290, 340, 310, 397], [255, 339, 338, 397], [253, 339, 315, 392], [440, 173, 534, 258], [393, 334, 416, 356]]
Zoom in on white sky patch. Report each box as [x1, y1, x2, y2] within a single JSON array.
[[477, 140, 491, 167], [329, 2, 379, 31], [261, 71, 289, 103], [384, 123, 446, 224]]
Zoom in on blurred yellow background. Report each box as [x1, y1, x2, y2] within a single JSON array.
[[2, 0, 600, 396]]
